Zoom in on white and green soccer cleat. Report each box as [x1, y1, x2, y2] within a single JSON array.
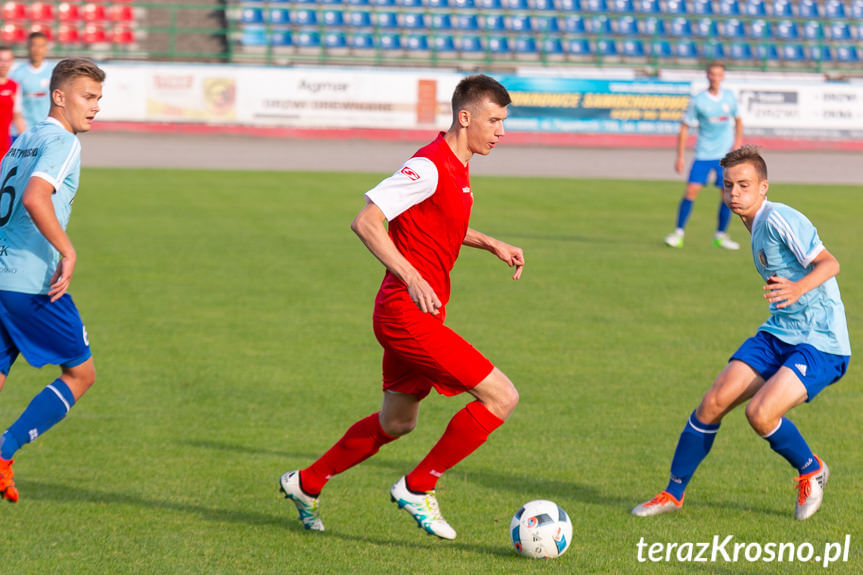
[[280, 470, 324, 531], [713, 232, 740, 250], [390, 476, 456, 540], [665, 230, 684, 248]]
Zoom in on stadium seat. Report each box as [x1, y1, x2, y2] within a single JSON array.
[[584, 0, 609, 11], [350, 31, 375, 49], [542, 37, 565, 55], [292, 9, 317, 26], [2, 2, 26, 21], [611, 0, 635, 11], [718, 0, 739, 14], [82, 23, 107, 43], [108, 4, 134, 22], [779, 43, 805, 60], [82, 3, 107, 22], [321, 0, 345, 5], [797, 0, 818, 17], [743, 0, 767, 15], [57, 23, 80, 44], [508, 14, 531, 32], [663, 0, 686, 13], [802, 20, 821, 39], [347, 11, 372, 27], [452, 0, 475, 8], [29, 2, 54, 21], [58, 3, 79, 21], [433, 34, 456, 51], [620, 38, 645, 55], [375, 11, 399, 28], [513, 36, 538, 55], [775, 20, 799, 39], [455, 14, 479, 30], [701, 41, 725, 58], [555, 0, 581, 9], [561, 15, 586, 33], [852, 0, 863, 17], [378, 32, 401, 50], [566, 37, 591, 55], [634, 0, 660, 12], [669, 17, 692, 35], [755, 42, 778, 59], [400, 12, 426, 28], [397, 0, 423, 6], [478, 0, 503, 8], [674, 39, 698, 57], [749, 19, 770, 37], [503, 0, 530, 9], [728, 42, 753, 58], [651, 39, 672, 56], [721, 18, 745, 37], [824, 0, 846, 17], [295, 29, 321, 48], [590, 14, 612, 33], [424, 0, 448, 7], [486, 35, 510, 56], [828, 21, 851, 40], [430, 13, 452, 29], [345, 0, 370, 5], [269, 8, 290, 25], [241, 8, 265, 24], [771, 0, 793, 16], [240, 25, 267, 46], [482, 14, 506, 30], [616, 15, 639, 34], [832, 44, 859, 61], [638, 16, 665, 34], [322, 9, 344, 26], [595, 38, 618, 55], [691, 0, 712, 13], [532, 0, 557, 9], [532, 15, 559, 32], [371, 0, 396, 6], [694, 17, 718, 36], [404, 34, 429, 51], [807, 44, 829, 61], [28, 23, 52, 41], [458, 34, 483, 53], [269, 28, 292, 46]]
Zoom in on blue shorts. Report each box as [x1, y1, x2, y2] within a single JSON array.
[[730, 331, 849, 402], [0, 290, 91, 375], [688, 159, 724, 188]]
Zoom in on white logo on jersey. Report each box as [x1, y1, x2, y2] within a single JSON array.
[[795, 363, 808, 377], [83, 326, 89, 346]]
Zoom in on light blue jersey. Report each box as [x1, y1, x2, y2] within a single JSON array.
[[0, 117, 81, 295], [750, 200, 851, 357], [682, 89, 738, 161], [10, 63, 53, 134]]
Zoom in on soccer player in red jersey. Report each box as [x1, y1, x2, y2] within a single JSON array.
[[280, 75, 524, 540], [0, 46, 25, 157]]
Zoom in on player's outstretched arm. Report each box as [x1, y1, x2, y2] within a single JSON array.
[[463, 228, 524, 280], [21, 176, 77, 302], [764, 249, 840, 309], [351, 201, 441, 314]]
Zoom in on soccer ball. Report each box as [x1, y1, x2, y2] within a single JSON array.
[[510, 499, 572, 559]]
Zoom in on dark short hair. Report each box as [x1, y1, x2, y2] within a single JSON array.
[[50, 57, 105, 93], [720, 145, 768, 180], [452, 74, 511, 116], [28, 32, 48, 42]]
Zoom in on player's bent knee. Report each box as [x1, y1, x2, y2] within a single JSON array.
[[744, 401, 776, 435], [380, 416, 417, 438]]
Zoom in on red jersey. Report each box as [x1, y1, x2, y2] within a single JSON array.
[[365, 133, 473, 313], [0, 79, 18, 157]]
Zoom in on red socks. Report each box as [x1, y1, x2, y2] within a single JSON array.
[[300, 412, 395, 496], [406, 401, 503, 493]]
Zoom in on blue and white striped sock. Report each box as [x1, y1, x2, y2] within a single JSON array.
[[665, 411, 720, 500], [762, 418, 818, 475], [1, 379, 76, 460]]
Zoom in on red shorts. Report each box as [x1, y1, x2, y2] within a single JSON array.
[[373, 299, 494, 400]]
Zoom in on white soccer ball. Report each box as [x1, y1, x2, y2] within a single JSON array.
[[510, 499, 573, 559]]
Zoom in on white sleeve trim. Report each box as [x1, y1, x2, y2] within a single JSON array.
[[31, 171, 60, 190], [768, 210, 823, 267], [364, 157, 438, 221]]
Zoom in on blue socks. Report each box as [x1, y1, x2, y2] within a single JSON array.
[[763, 418, 818, 475], [0, 380, 76, 460], [665, 411, 720, 500], [675, 198, 694, 230], [717, 201, 732, 233]]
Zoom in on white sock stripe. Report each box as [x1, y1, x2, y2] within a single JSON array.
[[46, 384, 71, 413], [761, 420, 783, 439], [687, 417, 719, 434]]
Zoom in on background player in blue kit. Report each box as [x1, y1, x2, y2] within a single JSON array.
[[0, 58, 105, 502], [634, 145, 850, 520], [666, 62, 743, 250], [11, 32, 54, 140]]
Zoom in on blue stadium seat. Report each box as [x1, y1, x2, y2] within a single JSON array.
[[638, 16, 665, 34], [797, 0, 818, 17], [721, 18, 745, 37], [397, 0, 423, 6], [350, 31, 375, 49], [832, 44, 859, 61], [478, 0, 503, 8], [486, 35, 511, 54], [807, 44, 829, 61], [459, 34, 484, 52], [503, 0, 530, 8], [508, 14, 531, 32], [240, 7, 265, 24], [378, 32, 401, 50], [691, 0, 713, 13], [755, 43, 778, 59], [371, 0, 397, 6], [270, 29, 293, 46], [621, 38, 645, 55], [323, 31, 348, 48], [543, 37, 565, 54], [852, 0, 863, 17], [611, 0, 635, 11], [743, 0, 767, 15], [455, 14, 479, 30], [241, 26, 267, 46], [771, 0, 793, 15], [269, 8, 290, 25], [452, 0, 476, 7], [595, 38, 618, 55], [718, 0, 739, 14], [749, 19, 770, 37], [651, 39, 672, 56], [674, 39, 698, 57], [854, 22, 863, 39], [634, 0, 660, 11], [295, 29, 321, 48], [375, 11, 399, 28], [424, 0, 449, 6], [694, 17, 718, 36], [664, 0, 687, 13], [532, 0, 557, 10], [828, 21, 851, 40], [779, 43, 805, 60], [616, 15, 639, 34], [433, 34, 456, 51], [429, 13, 452, 29], [482, 14, 506, 30], [405, 34, 429, 51], [701, 41, 725, 58], [513, 36, 538, 55], [669, 17, 692, 35], [561, 15, 586, 33], [584, 0, 609, 11], [590, 14, 612, 33], [556, 0, 582, 9], [775, 20, 799, 39], [347, 10, 372, 27], [802, 20, 821, 39], [345, 0, 370, 5], [532, 15, 560, 32], [401, 12, 426, 28], [824, 0, 846, 17], [566, 37, 591, 55], [322, 9, 345, 26], [291, 9, 317, 26]]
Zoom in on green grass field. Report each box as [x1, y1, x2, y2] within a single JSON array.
[[2, 167, 861, 574]]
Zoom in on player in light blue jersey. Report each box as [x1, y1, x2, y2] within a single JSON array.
[[666, 62, 743, 250], [0, 58, 105, 502], [634, 146, 850, 520], [10, 32, 53, 139]]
